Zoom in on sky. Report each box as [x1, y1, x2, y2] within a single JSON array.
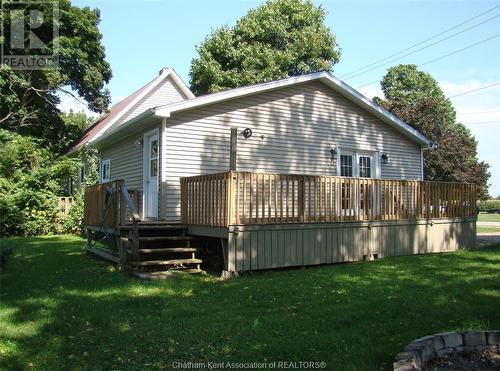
[[63, 0, 500, 196]]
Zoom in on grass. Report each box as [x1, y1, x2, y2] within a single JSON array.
[[478, 212, 500, 223], [477, 226, 500, 234], [1, 236, 499, 370]]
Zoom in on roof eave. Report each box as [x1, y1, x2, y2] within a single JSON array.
[[89, 108, 157, 147]]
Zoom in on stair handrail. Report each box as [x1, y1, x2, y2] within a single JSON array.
[[118, 181, 141, 223]]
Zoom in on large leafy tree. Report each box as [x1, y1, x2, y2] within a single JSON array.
[[0, 0, 112, 153], [190, 0, 341, 95], [375, 64, 490, 199]]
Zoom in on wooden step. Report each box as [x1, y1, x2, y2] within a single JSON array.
[[133, 236, 194, 242], [119, 224, 187, 231], [138, 247, 197, 254], [132, 269, 204, 280], [129, 258, 202, 267]]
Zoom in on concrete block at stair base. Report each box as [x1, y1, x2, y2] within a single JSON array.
[[437, 332, 463, 348], [220, 270, 240, 280], [464, 331, 487, 346], [487, 331, 500, 345]]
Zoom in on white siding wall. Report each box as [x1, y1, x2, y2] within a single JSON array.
[[101, 132, 144, 191], [99, 75, 190, 200], [162, 81, 423, 221]]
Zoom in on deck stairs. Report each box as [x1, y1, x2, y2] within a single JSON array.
[[119, 222, 204, 279]]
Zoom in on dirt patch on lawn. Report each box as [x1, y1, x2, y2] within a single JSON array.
[[425, 351, 500, 371]]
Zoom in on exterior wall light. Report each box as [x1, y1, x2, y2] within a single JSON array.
[[381, 153, 389, 164], [330, 147, 338, 166], [135, 139, 143, 146], [330, 147, 337, 160]]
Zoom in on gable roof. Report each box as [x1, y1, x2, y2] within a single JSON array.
[[92, 71, 432, 147], [65, 67, 194, 154]]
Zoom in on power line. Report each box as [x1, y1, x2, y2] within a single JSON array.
[[355, 34, 500, 89], [339, 4, 500, 79], [420, 34, 500, 67], [448, 82, 500, 98], [342, 14, 500, 80]]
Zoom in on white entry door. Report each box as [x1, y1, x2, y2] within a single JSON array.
[[144, 132, 159, 219]]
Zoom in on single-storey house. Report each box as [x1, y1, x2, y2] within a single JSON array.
[[81, 68, 476, 278]]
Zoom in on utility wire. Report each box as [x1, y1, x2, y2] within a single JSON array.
[[339, 4, 500, 79], [356, 34, 500, 89], [342, 14, 500, 81], [448, 82, 500, 98]]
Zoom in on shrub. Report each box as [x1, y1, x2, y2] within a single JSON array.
[[61, 189, 85, 235], [477, 200, 500, 212], [0, 129, 78, 236]]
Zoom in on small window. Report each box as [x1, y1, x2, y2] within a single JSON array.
[[100, 159, 111, 183], [78, 165, 85, 185]]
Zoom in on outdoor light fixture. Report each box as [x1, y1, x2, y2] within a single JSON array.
[[135, 139, 143, 146], [241, 128, 253, 139], [381, 153, 389, 164], [330, 147, 338, 160], [329, 147, 338, 166]]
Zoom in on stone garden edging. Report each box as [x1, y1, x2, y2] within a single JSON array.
[[393, 330, 500, 371]]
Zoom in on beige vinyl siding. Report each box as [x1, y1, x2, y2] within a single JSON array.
[[162, 81, 423, 222], [116, 76, 187, 127], [101, 132, 143, 191]]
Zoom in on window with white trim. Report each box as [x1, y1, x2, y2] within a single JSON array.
[[100, 159, 111, 183], [336, 148, 380, 179]]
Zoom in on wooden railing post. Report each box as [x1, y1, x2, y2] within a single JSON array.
[[226, 171, 234, 226], [298, 176, 305, 223]]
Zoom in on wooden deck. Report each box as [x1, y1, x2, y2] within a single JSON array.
[[180, 171, 476, 227], [84, 174, 477, 274]]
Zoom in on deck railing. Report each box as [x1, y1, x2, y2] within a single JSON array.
[[84, 180, 141, 229], [180, 171, 476, 227]]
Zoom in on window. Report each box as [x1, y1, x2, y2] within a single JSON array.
[[336, 148, 380, 179], [100, 159, 111, 183], [78, 165, 85, 186], [359, 156, 371, 178], [340, 154, 353, 177], [149, 139, 158, 177]]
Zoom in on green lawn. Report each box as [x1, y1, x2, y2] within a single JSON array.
[[1, 236, 499, 370], [477, 226, 500, 234], [478, 212, 500, 223]]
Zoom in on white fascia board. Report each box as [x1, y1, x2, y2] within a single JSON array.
[[168, 68, 195, 99], [89, 108, 157, 147], [155, 71, 432, 147], [88, 70, 171, 145], [154, 72, 326, 118]]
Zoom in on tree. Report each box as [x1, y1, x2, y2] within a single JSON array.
[[190, 0, 341, 95], [375, 64, 490, 199], [0, 129, 79, 236], [0, 0, 112, 153]]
